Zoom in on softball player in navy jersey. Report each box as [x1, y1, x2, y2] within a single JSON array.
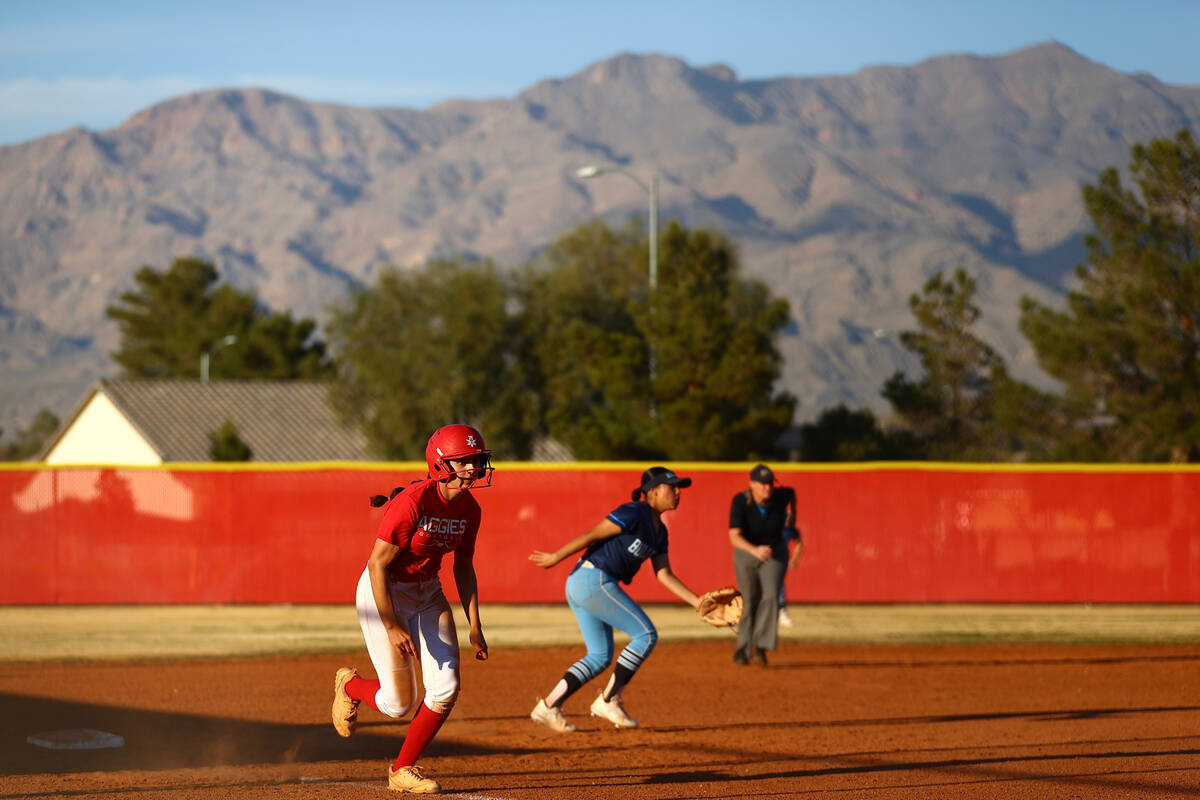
[[332, 424, 492, 794], [528, 466, 703, 731]]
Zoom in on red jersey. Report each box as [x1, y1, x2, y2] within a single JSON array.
[[376, 477, 481, 582]]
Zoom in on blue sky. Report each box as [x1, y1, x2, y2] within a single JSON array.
[[1, 0, 1197, 146]]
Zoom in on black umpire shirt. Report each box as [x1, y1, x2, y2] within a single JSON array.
[[728, 487, 795, 547]]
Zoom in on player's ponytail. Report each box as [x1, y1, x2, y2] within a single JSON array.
[[369, 486, 406, 507], [631, 487, 644, 501], [369, 479, 426, 507]]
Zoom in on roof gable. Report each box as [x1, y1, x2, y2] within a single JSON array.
[[89, 379, 370, 462], [44, 390, 163, 465]]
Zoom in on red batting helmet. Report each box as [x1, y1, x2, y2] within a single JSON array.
[[425, 424, 494, 487]]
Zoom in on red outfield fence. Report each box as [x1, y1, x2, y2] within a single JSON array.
[[1, 462, 1198, 605]]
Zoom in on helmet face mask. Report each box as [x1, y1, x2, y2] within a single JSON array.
[[426, 424, 494, 487], [440, 453, 493, 484]]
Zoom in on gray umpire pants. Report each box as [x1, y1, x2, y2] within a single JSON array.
[[733, 548, 787, 653]]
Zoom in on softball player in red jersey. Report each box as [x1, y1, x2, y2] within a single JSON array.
[[332, 424, 492, 794]]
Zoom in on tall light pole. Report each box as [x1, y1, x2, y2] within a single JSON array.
[[200, 334, 238, 383], [576, 165, 658, 292], [576, 165, 660, 416]]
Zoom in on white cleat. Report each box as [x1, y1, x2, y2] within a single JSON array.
[[778, 608, 795, 628], [590, 692, 638, 728], [530, 697, 577, 732]]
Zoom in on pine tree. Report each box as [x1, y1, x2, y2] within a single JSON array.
[[1019, 129, 1200, 462], [882, 268, 1013, 460], [797, 405, 910, 461], [648, 222, 794, 460], [106, 257, 332, 380], [521, 219, 794, 460]]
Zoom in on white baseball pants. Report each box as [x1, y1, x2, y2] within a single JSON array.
[[355, 567, 461, 716]]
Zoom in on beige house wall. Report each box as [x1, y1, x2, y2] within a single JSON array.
[[45, 392, 162, 466]]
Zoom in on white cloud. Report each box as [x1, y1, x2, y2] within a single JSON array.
[[0, 76, 214, 119]]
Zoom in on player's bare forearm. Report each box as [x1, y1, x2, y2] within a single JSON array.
[[452, 560, 481, 628], [657, 569, 700, 608], [453, 558, 488, 660], [528, 549, 566, 568], [529, 519, 620, 569], [652, 554, 700, 608]]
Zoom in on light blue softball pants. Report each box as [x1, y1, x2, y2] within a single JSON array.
[[563, 564, 658, 686]]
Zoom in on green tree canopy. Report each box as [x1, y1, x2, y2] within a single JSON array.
[[882, 267, 1013, 460], [1019, 129, 1200, 462], [0, 408, 61, 461], [106, 257, 332, 380], [798, 404, 912, 461], [522, 219, 794, 460], [209, 418, 252, 461], [327, 220, 794, 462], [327, 257, 536, 460], [519, 220, 660, 459], [648, 222, 795, 459]]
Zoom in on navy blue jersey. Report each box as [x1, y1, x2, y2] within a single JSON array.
[[579, 500, 669, 584]]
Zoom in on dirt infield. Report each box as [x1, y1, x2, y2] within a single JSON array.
[[3, 641, 1199, 799]]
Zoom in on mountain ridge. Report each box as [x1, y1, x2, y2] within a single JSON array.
[[3, 42, 1199, 443]]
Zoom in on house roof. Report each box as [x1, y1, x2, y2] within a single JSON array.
[[44, 379, 371, 462]]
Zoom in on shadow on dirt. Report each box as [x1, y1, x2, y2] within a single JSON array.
[[0, 693, 515, 776]]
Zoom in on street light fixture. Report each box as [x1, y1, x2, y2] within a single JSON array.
[[200, 334, 238, 383], [575, 165, 659, 292], [576, 165, 661, 416]]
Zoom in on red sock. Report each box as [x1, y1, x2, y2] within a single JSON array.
[[393, 703, 450, 769], [345, 675, 381, 712]]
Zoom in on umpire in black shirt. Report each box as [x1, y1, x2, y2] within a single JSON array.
[[728, 464, 795, 665]]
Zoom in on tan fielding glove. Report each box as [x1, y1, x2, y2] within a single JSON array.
[[696, 586, 743, 628]]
